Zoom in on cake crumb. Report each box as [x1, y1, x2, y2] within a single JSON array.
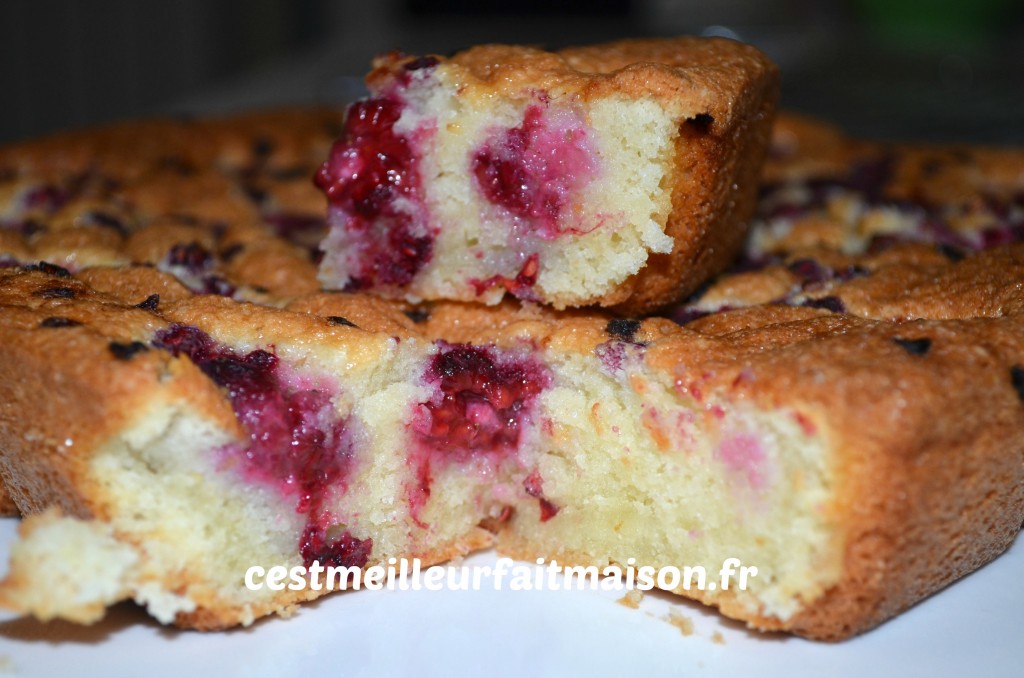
[[711, 630, 726, 645], [666, 609, 694, 636], [617, 588, 644, 609]]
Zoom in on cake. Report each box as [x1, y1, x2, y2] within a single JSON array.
[[0, 267, 499, 627], [315, 38, 779, 313], [0, 77, 1021, 641], [0, 248, 1021, 639], [0, 107, 339, 302], [671, 113, 1024, 322]]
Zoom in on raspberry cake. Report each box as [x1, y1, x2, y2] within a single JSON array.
[[669, 113, 1024, 322], [1, 253, 1021, 639], [315, 38, 779, 313], [0, 103, 1022, 641], [0, 268, 506, 627], [0, 107, 339, 302]]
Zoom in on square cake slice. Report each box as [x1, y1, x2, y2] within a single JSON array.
[[315, 37, 778, 313]]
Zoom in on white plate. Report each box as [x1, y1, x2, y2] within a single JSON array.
[[0, 518, 1019, 677]]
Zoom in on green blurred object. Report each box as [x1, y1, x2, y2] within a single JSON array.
[[856, 0, 1009, 49]]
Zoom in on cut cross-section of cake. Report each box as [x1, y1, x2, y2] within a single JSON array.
[[0, 268, 564, 628], [315, 37, 779, 313], [2, 263, 1021, 640], [379, 288, 1024, 641]]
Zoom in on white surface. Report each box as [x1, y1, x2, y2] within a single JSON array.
[[0, 519, 1020, 677]]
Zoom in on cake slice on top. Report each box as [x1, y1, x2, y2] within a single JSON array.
[[315, 37, 778, 313]]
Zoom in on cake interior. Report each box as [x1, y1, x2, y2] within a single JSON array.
[[316, 59, 676, 307], [1, 299, 841, 630], [509, 345, 840, 622]]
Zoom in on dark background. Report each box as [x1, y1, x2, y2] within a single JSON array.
[[3, 0, 1023, 144]]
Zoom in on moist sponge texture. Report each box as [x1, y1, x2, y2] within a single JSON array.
[[414, 90, 677, 304], [316, 38, 779, 313]]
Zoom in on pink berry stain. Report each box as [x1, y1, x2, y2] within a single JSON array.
[[715, 432, 769, 494], [153, 325, 371, 568], [407, 343, 550, 525], [472, 104, 599, 240], [523, 469, 560, 521], [315, 96, 433, 291], [468, 253, 539, 301]]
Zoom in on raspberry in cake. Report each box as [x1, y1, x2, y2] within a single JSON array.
[[316, 38, 779, 313]]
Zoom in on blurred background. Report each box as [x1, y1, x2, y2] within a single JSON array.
[[2, 0, 1023, 144]]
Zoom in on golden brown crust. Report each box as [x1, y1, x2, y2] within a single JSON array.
[[0, 270, 241, 520], [436, 38, 776, 126], [762, 112, 871, 183], [558, 38, 780, 312], [0, 108, 340, 179], [0, 108, 336, 304], [0, 492, 18, 517], [767, 112, 1024, 201], [611, 73, 776, 312]]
